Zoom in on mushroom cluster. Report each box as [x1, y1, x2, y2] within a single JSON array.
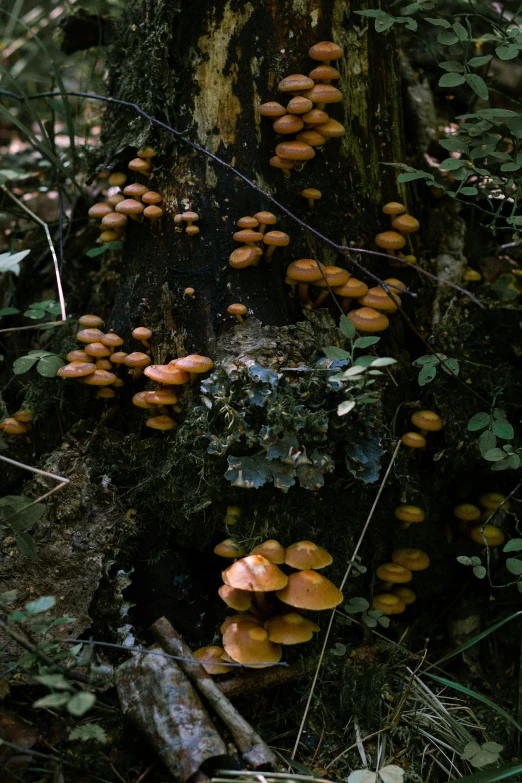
[[174, 211, 200, 235], [372, 548, 430, 616], [0, 409, 33, 439], [228, 212, 288, 269], [453, 492, 508, 546], [400, 409, 443, 452], [258, 41, 345, 177], [57, 314, 155, 400], [375, 202, 419, 265], [88, 150, 165, 244], [195, 539, 343, 671]]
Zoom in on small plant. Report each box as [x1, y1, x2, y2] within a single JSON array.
[[0, 495, 46, 558], [467, 408, 519, 470], [348, 764, 405, 783], [23, 299, 63, 320], [12, 349, 65, 377], [343, 596, 391, 629], [460, 740, 504, 768], [412, 353, 459, 385], [86, 240, 123, 257]]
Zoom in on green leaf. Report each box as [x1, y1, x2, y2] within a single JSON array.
[[506, 558, 522, 575], [460, 186, 479, 195], [500, 162, 521, 172], [412, 355, 439, 366], [0, 307, 20, 316], [15, 532, 36, 559], [0, 496, 46, 530], [439, 73, 466, 89], [37, 354, 65, 377], [354, 336, 380, 349], [495, 44, 519, 60], [377, 616, 390, 628], [478, 430, 496, 457], [438, 30, 459, 45], [452, 21, 468, 41], [12, 355, 38, 375], [338, 400, 356, 416], [375, 16, 395, 33], [440, 357, 459, 375], [400, 3, 420, 15], [465, 74, 489, 100], [354, 9, 387, 17], [457, 556, 472, 566], [0, 249, 30, 276], [440, 137, 468, 152], [468, 55, 493, 67], [33, 692, 70, 709], [323, 346, 351, 360], [418, 365, 437, 385], [425, 17, 451, 27], [492, 419, 514, 440], [66, 691, 96, 717], [69, 724, 107, 744], [467, 412, 491, 431], [25, 596, 55, 614], [450, 761, 522, 783], [484, 448, 507, 462], [430, 610, 522, 669], [439, 61, 466, 73], [473, 566, 487, 579], [35, 674, 71, 690], [397, 171, 433, 182], [439, 156, 466, 170], [339, 315, 356, 339], [345, 597, 370, 613], [503, 539, 522, 553], [370, 357, 396, 367]]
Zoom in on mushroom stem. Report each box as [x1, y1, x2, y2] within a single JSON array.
[[254, 591, 270, 618], [312, 289, 330, 309], [140, 338, 151, 350], [298, 283, 311, 306], [131, 368, 144, 379], [234, 314, 245, 324], [307, 198, 315, 210], [264, 246, 276, 263], [341, 296, 352, 313], [381, 581, 393, 591]]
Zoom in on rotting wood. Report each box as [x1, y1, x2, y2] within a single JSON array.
[[218, 656, 318, 699]]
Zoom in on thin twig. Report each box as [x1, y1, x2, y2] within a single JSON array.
[[1, 184, 66, 320], [0, 88, 482, 307], [324, 729, 388, 772], [0, 319, 66, 334], [0, 454, 70, 526], [0, 737, 77, 768], [215, 771, 334, 783], [291, 439, 402, 760]]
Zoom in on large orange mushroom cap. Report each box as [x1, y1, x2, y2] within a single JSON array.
[[194, 646, 231, 675], [276, 570, 343, 610], [287, 259, 324, 283], [375, 563, 412, 584], [144, 365, 190, 385], [223, 622, 282, 669], [220, 614, 261, 635], [265, 613, 320, 644], [214, 539, 246, 559], [375, 231, 406, 250], [358, 286, 400, 313], [250, 539, 285, 564], [392, 548, 430, 571], [411, 410, 442, 432], [222, 554, 288, 592], [218, 584, 252, 611], [284, 541, 333, 570], [348, 307, 389, 333], [470, 524, 505, 546], [454, 503, 481, 521], [401, 432, 426, 449], [57, 361, 96, 379], [308, 41, 344, 61], [372, 593, 406, 615], [175, 355, 214, 374]]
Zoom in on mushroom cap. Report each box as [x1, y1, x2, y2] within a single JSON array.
[[66, 350, 90, 362], [348, 307, 389, 333], [108, 172, 127, 187], [181, 211, 199, 222], [401, 432, 426, 449], [275, 141, 315, 161], [132, 391, 157, 410], [233, 229, 264, 244], [78, 314, 104, 328], [358, 285, 400, 313], [76, 328, 105, 344], [254, 212, 277, 225], [88, 202, 112, 219], [296, 130, 326, 147], [273, 114, 304, 134], [309, 41, 344, 61], [220, 614, 261, 634], [394, 505, 425, 524], [250, 539, 285, 564], [110, 351, 128, 364], [12, 409, 31, 423], [175, 354, 214, 374], [1, 418, 28, 435], [258, 101, 286, 117], [123, 183, 149, 198], [144, 205, 163, 220], [112, 377, 124, 387], [392, 214, 420, 234], [276, 570, 343, 610], [115, 198, 145, 215], [108, 193, 125, 207], [124, 352, 152, 369], [302, 109, 330, 125], [384, 277, 407, 293], [382, 202, 406, 216], [470, 524, 505, 546], [84, 342, 112, 358], [101, 332, 124, 347], [82, 369, 117, 386], [453, 503, 481, 521], [269, 155, 294, 170], [223, 622, 282, 668], [393, 586, 416, 605], [287, 96, 314, 114], [128, 157, 151, 172], [229, 247, 258, 269], [464, 268, 482, 282], [218, 584, 252, 611], [333, 278, 368, 298], [100, 230, 120, 243], [263, 231, 290, 247], [392, 548, 430, 571], [278, 74, 315, 93], [315, 118, 345, 138], [214, 539, 246, 558], [142, 191, 163, 205], [285, 541, 333, 570], [137, 146, 157, 159], [375, 563, 412, 584], [309, 64, 340, 81], [301, 188, 322, 200], [145, 415, 176, 431], [479, 493, 509, 510], [194, 646, 231, 675], [287, 258, 324, 282], [313, 266, 350, 289], [96, 359, 113, 371], [265, 613, 320, 644], [372, 593, 406, 615], [143, 390, 178, 405], [237, 216, 259, 229], [97, 387, 116, 398], [227, 303, 248, 316], [57, 361, 96, 379], [302, 84, 342, 104], [144, 365, 190, 385], [375, 231, 407, 250], [222, 554, 288, 592], [132, 327, 153, 341], [411, 410, 442, 432]]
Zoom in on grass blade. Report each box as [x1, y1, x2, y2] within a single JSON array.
[[452, 760, 522, 783], [424, 672, 522, 733], [428, 611, 522, 670]]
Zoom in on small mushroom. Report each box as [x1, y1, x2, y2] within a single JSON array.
[[269, 155, 294, 177], [101, 333, 124, 352], [410, 410, 442, 436], [391, 548, 430, 571], [100, 230, 120, 243], [115, 199, 145, 222], [265, 613, 320, 644], [286, 258, 325, 305], [401, 432, 427, 450], [314, 118, 345, 138], [392, 214, 420, 234], [88, 202, 112, 219], [394, 505, 425, 530], [123, 183, 149, 200], [301, 83, 342, 111], [218, 585, 252, 611], [375, 563, 413, 590], [348, 307, 389, 333], [237, 216, 259, 229], [273, 114, 304, 134], [144, 365, 190, 386], [108, 172, 127, 187], [214, 539, 246, 558], [229, 247, 258, 269], [470, 524, 505, 547], [311, 265, 350, 309], [143, 205, 163, 221], [309, 64, 340, 82], [137, 146, 157, 159], [278, 74, 314, 93], [372, 593, 406, 616], [358, 285, 401, 313], [276, 570, 343, 610], [82, 369, 117, 387], [107, 193, 125, 208], [124, 351, 152, 378], [193, 646, 231, 675], [275, 140, 315, 163], [222, 623, 282, 669], [296, 130, 326, 147], [180, 211, 199, 235], [145, 415, 177, 431], [263, 230, 289, 262], [287, 96, 314, 114], [174, 354, 214, 383], [227, 303, 248, 323], [184, 287, 195, 298], [76, 327, 105, 344], [301, 187, 322, 209], [253, 212, 277, 234], [308, 41, 344, 65], [1, 418, 28, 436], [128, 157, 151, 175], [375, 231, 406, 252], [392, 586, 416, 605], [132, 326, 153, 349], [258, 101, 287, 118], [333, 278, 368, 312], [57, 361, 96, 379], [284, 541, 332, 570], [302, 109, 330, 127], [382, 202, 406, 216], [142, 191, 163, 205], [84, 341, 112, 359], [250, 539, 285, 564], [78, 314, 104, 328]]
